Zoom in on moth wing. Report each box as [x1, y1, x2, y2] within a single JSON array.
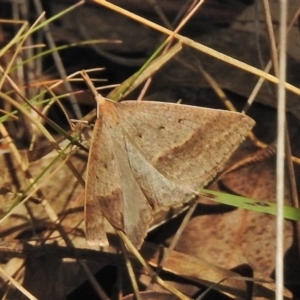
[[111, 136, 153, 247], [85, 117, 121, 246], [85, 115, 152, 248], [123, 131, 195, 209], [117, 101, 255, 188]]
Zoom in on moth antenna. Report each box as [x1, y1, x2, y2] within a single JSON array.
[[81, 70, 107, 119]]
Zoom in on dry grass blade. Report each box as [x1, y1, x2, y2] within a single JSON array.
[[120, 241, 142, 300], [118, 231, 190, 300], [32, 0, 84, 119], [93, 0, 300, 97], [137, 0, 204, 100], [0, 9, 112, 300], [152, 199, 199, 279], [120, 42, 182, 98], [0, 266, 37, 300], [276, 1, 288, 299], [1, 0, 299, 298], [242, 4, 300, 114]]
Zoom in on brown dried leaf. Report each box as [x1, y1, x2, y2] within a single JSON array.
[[174, 146, 294, 298]]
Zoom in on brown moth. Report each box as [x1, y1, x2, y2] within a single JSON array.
[[85, 91, 255, 248]]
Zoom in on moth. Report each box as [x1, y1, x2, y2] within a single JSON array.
[[84, 80, 255, 249]]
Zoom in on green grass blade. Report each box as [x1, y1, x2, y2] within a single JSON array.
[[201, 188, 300, 221]]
